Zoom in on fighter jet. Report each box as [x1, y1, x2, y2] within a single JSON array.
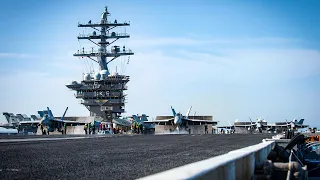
[[112, 116, 133, 127], [218, 118, 268, 133], [144, 106, 213, 132], [2, 112, 24, 128], [131, 114, 149, 125], [267, 118, 308, 131], [131, 114, 156, 130], [19, 107, 82, 134], [247, 118, 268, 133], [287, 118, 308, 129]]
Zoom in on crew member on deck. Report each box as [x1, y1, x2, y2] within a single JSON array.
[[84, 123, 88, 134], [64, 123, 67, 134]]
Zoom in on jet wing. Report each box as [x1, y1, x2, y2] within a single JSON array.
[[234, 124, 254, 127], [62, 120, 83, 124], [217, 125, 233, 129], [267, 124, 308, 129], [51, 119, 64, 123], [185, 119, 213, 123], [19, 120, 41, 124], [268, 124, 289, 128], [296, 124, 309, 128], [47, 119, 83, 124], [266, 125, 278, 128], [143, 118, 174, 124], [183, 118, 218, 125]]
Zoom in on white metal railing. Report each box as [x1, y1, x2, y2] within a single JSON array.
[[78, 20, 130, 25], [78, 32, 129, 37], [79, 99, 125, 105], [138, 140, 275, 180], [75, 49, 133, 55], [76, 91, 124, 97], [83, 84, 128, 90]]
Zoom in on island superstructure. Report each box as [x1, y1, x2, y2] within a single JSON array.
[[66, 6, 134, 122]]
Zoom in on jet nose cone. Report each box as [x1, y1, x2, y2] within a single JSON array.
[[257, 123, 262, 128]]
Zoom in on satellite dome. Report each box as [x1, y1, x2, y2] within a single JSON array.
[[100, 70, 108, 74], [100, 70, 109, 80], [94, 72, 101, 80], [71, 81, 77, 85], [83, 73, 91, 81]]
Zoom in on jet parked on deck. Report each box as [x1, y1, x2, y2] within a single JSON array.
[[144, 106, 213, 132], [268, 118, 308, 131], [218, 118, 268, 133], [19, 107, 83, 134]]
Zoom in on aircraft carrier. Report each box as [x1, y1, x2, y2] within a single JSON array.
[[1, 6, 319, 180], [2, 6, 312, 136]]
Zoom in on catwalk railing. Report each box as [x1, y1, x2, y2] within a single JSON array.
[[138, 139, 275, 180]]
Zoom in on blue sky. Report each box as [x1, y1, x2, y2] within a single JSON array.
[[0, 0, 319, 127]]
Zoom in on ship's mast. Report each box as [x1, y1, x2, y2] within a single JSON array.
[[66, 6, 134, 122], [74, 6, 133, 72]]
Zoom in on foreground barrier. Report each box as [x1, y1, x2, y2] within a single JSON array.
[[138, 139, 275, 180]]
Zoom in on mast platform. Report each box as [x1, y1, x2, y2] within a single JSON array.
[[78, 21, 130, 27], [74, 49, 133, 57], [78, 33, 130, 40]]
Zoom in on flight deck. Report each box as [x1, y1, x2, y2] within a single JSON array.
[[0, 134, 272, 180]]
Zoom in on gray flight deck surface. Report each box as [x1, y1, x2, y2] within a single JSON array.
[[0, 134, 273, 180]]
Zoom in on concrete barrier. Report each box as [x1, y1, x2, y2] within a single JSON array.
[[138, 140, 275, 180]]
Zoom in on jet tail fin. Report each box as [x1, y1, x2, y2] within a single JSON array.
[[47, 107, 54, 118], [61, 107, 68, 120], [132, 115, 141, 123], [38, 111, 45, 118], [2, 113, 11, 124], [171, 106, 176, 116], [141, 114, 148, 122], [249, 117, 253, 123], [186, 106, 192, 118], [298, 119, 304, 125]]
